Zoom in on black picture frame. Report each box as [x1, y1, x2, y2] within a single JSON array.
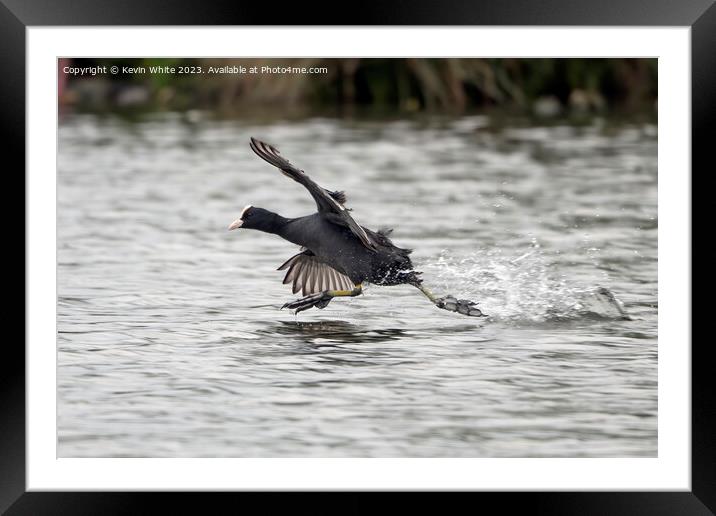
[[5, 0, 710, 513]]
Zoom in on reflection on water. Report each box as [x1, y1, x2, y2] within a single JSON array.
[[264, 321, 409, 345], [58, 113, 657, 457]]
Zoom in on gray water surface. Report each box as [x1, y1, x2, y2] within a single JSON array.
[[58, 114, 657, 457]]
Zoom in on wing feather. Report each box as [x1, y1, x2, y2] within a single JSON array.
[[250, 137, 376, 251], [278, 250, 355, 296], [327, 268, 337, 290], [320, 267, 328, 292], [334, 269, 345, 290], [337, 270, 347, 290], [293, 261, 305, 294], [308, 262, 319, 296]]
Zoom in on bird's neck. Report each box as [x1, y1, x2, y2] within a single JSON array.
[[257, 211, 292, 237]]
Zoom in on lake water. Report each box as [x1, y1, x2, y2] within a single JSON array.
[[58, 113, 657, 457]]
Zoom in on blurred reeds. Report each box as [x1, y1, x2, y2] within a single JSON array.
[[60, 58, 657, 117]]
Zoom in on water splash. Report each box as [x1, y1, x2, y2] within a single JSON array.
[[422, 242, 629, 322]]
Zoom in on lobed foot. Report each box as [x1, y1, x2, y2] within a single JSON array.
[[282, 292, 333, 314], [435, 295, 485, 317]]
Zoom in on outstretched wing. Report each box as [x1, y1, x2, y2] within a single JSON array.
[[249, 137, 377, 251], [278, 250, 356, 296]]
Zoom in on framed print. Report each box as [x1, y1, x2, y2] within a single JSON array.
[[7, 0, 712, 513]]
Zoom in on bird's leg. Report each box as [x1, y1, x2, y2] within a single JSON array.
[[415, 284, 485, 317], [282, 284, 363, 314]]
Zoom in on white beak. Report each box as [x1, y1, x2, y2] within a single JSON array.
[[228, 205, 252, 231]]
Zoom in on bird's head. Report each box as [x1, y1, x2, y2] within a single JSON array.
[[228, 205, 279, 232]]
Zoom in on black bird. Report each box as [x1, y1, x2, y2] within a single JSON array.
[[228, 137, 483, 317]]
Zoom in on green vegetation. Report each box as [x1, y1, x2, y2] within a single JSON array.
[[60, 58, 657, 118]]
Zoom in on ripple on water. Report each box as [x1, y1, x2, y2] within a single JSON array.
[[58, 115, 657, 457]]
